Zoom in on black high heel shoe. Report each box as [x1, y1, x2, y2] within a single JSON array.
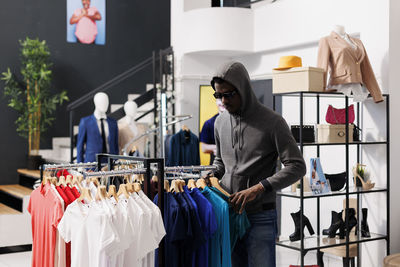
[[344, 208, 357, 236], [322, 210, 343, 236], [361, 208, 371, 237], [289, 210, 315, 242]]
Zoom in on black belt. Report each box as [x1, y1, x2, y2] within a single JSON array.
[[262, 202, 276, 211]]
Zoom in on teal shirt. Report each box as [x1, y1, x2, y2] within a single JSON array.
[[209, 186, 251, 251], [201, 187, 231, 267]]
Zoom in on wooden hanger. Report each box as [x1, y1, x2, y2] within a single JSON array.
[[66, 175, 73, 186], [77, 187, 93, 203], [95, 185, 107, 201], [209, 177, 230, 197], [72, 176, 83, 192], [50, 177, 58, 186], [182, 125, 189, 132], [126, 182, 135, 193], [187, 179, 196, 189], [196, 178, 207, 190], [178, 180, 185, 192], [57, 175, 66, 187], [108, 185, 118, 201], [164, 180, 170, 192], [170, 180, 179, 193], [91, 177, 99, 187], [117, 184, 131, 199], [130, 145, 138, 154], [133, 183, 142, 192]]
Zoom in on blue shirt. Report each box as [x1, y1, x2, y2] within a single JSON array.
[[209, 187, 251, 251], [180, 190, 206, 267], [199, 114, 219, 145], [154, 192, 187, 267], [167, 130, 200, 166], [201, 187, 231, 267], [188, 187, 217, 267]]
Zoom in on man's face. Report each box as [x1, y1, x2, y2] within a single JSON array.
[[216, 99, 225, 114], [214, 82, 241, 114], [82, 0, 90, 9]]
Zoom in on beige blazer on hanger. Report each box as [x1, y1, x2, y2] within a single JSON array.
[[317, 31, 384, 103]]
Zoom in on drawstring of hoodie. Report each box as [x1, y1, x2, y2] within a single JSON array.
[[230, 112, 244, 150]]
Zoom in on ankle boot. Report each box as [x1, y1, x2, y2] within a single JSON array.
[[323, 210, 343, 236], [289, 210, 315, 242], [325, 210, 345, 239], [361, 208, 371, 237], [344, 208, 357, 235]]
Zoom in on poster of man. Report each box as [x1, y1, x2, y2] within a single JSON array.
[[66, 0, 106, 45]]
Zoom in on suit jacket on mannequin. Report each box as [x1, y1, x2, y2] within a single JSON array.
[[317, 31, 384, 103], [76, 114, 119, 162]]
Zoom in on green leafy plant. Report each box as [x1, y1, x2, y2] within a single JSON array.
[[357, 164, 365, 181], [1, 38, 68, 155]]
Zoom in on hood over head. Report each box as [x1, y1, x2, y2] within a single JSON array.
[[211, 61, 260, 116]]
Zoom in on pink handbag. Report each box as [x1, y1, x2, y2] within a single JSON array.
[[325, 105, 355, 124]]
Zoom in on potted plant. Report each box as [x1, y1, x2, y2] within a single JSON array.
[[1, 37, 68, 169]]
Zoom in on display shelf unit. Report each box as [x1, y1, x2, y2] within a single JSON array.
[[273, 91, 390, 267], [278, 187, 387, 199]]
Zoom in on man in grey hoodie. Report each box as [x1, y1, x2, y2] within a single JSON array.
[[211, 62, 306, 267]]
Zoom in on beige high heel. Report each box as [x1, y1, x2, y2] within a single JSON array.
[[352, 164, 375, 191]]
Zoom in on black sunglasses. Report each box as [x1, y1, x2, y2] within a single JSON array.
[[213, 90, 237, 99]]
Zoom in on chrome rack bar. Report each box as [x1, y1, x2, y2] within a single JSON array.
[[42, 162, 99, 170], [164, 165, 216, 172], [82, 168, 147, 178]]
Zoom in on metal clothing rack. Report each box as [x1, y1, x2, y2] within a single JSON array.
[[122, 114, 192, 155], [40, 162, 101, 181], [164, 165, 216, 173]]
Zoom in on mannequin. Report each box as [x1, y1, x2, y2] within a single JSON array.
[[118, 100, 148, 156], [76, 92, 119, 163], [122, 101, 138, 137], [317, 26, 384, 103]]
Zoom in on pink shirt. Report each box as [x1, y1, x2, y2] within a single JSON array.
[[74, 7, 98, 44], [28, 183, 64, 267]]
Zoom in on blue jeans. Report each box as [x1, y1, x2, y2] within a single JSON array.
[[231, 209, 278, 267]]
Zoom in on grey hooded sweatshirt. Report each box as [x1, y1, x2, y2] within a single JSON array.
[[212, 62, 306, 214]]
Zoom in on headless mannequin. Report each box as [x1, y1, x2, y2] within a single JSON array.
[[93, 92, 110, 152], [122, 101, 138, 137], [330, 25, 369, 102], [118, 101, 147, 155], [94, 92, 109, 119], [77, 92, 119, 162]]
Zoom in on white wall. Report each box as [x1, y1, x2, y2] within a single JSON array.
[[172, 0, 396, 263], [389, 0, 400, 255]]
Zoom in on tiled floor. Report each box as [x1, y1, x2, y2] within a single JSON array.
[[0, 247, 344, 267]]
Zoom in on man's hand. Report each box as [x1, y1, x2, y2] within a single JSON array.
[[229, 183, 265, 214]]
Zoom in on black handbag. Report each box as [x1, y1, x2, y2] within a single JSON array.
[[353, 124, 362, 142], [291, 125, 315, 143], [324, 172, 346, 191]]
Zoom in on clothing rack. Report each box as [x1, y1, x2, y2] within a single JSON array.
[[164, 165, 216, 173], [82, 168, 147, 178], [122, 114, 193, 155]]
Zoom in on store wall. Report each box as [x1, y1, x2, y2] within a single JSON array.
[[0, 0, 170, 184], [389, 0, 400, 255]]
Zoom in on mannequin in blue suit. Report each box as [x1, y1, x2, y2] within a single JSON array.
[[77, 92, 119, 163]]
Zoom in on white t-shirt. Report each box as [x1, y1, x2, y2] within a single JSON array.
[[106, 198, 134, 267], [58, 200, 117, 267], [122, 195, 158, 267], [137, 190, 166, 267]]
